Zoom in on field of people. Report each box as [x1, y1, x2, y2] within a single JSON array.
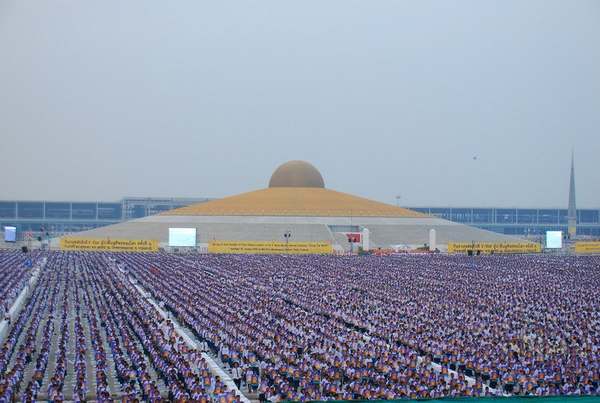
[[0, 251, 599, 401]]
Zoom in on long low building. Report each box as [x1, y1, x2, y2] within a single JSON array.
[[62, 161, 520, 251]]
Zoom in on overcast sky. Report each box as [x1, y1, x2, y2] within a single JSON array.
[[1, 1, 598, 207]]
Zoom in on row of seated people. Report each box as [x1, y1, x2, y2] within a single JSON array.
[[0, 250, 40, 320], [73, 282, 87, 400], [0, 253, 59, 401], [120, 252, 600, 400], [1, 251, 244, 402], [15, 252, 77, 401], [46, 267, 71, 402]]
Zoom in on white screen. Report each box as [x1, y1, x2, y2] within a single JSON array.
[[4, 226, 16, 242], [168, 228, 196, 247], [546, 231, 563, 249]]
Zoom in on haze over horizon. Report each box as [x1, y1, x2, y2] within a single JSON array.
[[1, 1, 599, 208]]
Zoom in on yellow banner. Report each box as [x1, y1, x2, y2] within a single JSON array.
[[574, 241, 600, 254], [208, 240, 332, 255], [448, 242, 541, 254], [60, 238, 159, 252]]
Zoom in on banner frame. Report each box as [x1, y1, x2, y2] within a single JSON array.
[[447, 242, 541, 254], [60, 238, 159, 252], [208, 240, 332, 255]]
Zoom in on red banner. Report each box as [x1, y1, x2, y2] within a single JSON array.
[[346, 233, 361, 243]]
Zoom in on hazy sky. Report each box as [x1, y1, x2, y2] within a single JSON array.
[[1, 1, 598, 207]]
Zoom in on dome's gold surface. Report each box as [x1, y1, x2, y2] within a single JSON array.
[[162, 187, 425, 218], [268, 160, 325, 188]]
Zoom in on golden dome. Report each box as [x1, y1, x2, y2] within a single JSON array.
[[268, 160, 325, 188], [162, 159, 426, 218]]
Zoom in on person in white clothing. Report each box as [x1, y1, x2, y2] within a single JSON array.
[[231, 362, 243, 390]]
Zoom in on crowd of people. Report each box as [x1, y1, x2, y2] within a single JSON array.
[[0, 250, 38, 320], [0, 251, 243, 402], [123, 253, 600, 400], [0, 250, 599, 401]]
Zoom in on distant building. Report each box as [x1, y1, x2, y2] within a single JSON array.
[[0, 197, 211, 240], [408, 207, 599, 237]]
